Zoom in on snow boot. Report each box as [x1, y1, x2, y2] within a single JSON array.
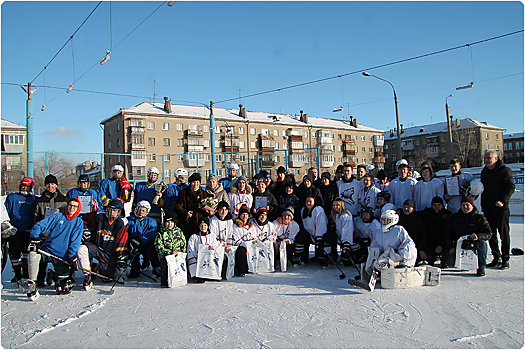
[[55, 278, 73, 295], [27, 280, 39, 301], [83, 274, 93, 291]]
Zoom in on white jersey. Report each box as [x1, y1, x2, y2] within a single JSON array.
[[375, 181, 390, 192], [358, 186, 381, 213], [272, 219, 300, 244], [209, 216, 234, 247], [414, 178, 445, 211], [187, 232, 220, 277], [301, 206, 328, 238], [336, 178, 363, 216], [228, 191, 253, 219], [247, 220, 276, 243], [444, 171, 474, 214], [232, 223, 253, 247], [333, 211, 354, 244], [370, 225, 417, 267], [388, 177, 417, 210], [374, 203, 396, 220], [354, 218, 381, 240]]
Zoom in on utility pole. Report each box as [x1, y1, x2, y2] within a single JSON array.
[[210, 101, 216, 175], [446, 94, 454, 161], [23, 82, 35, 178]]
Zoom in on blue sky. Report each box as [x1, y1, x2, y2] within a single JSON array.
[[1, 1, 523, 162]]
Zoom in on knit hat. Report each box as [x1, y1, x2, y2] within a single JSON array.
[[45, 174, 58, 185], [264, 173, 272, 179], [277, 166, 286, 174], [188, 173, 201, 184], [163, 210, 177, 223], [376, 169, 389, 181], [255, 207, 268, 218], [217, 200, 230, 210], [207, 173, 218, 182], [403, 199, 415, 209], [431, 196, 444, 206], [461, 196, 475, 207], [198, 216, 210, 227], [238, 175, 247, 183], [282, 207, 294, 219], [303, 175, 314, 185], [321, 172, 331, 180], [238, 204, 250, 216], [336, 165, 344, 173]]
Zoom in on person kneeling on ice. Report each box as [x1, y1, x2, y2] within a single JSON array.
[[444, 196, 492, 277], [210, 200, 235, 278], [353, 207, 380, 264], [273, 207, 300, 270], [154, 210, 187, 287], [231, 205, 253, 276], [295, 196, 331, 267], [187, 216, 220, 283], [77, 199, 129, 288], [362, 210, 417, 283], [26, 198, 83, 299]]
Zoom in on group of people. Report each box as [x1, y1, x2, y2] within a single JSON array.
[[2, 149, 515, 298]]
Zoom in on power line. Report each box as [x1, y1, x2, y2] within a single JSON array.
[[214, 29, 524, 105]]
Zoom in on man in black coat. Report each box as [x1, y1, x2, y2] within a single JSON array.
[[445, 196, 492, 276], [252, 178, 279, 222], [318, 172, 338, 218], [481, 150, 515, 269], [398, 199, 426, 265], [419, 196, 452, 268], [296, 175, 324, 213]]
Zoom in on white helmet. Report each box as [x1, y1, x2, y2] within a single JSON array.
[[135, 200, 151, 218], [366, 164, 375, 173], [228, 163, 239, 170], [381, 209, 399, 233], [111, 165, 124, 172], [396, 159, 408, 169], [174, 168, 188, 177], [467, 179, 484, 196], [147, 167, 160, 175]]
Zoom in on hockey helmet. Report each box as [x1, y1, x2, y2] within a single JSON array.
[[467, 179, 484, 196], [365, 164, 375, 173], [228, 163, 239, 170], [377, 191, 391, 203], [135, 200, 151, 218], [361, 207, 375, 223], [381, 210, 399, 233], [174, 168, 188, 178], [147, 167, 160, 175], [20, 177, 34, 190], [396, 159, 409, 169], [78, 174, 90, 183], [106, 198, 123, 220], [111, 164, 124, 173]]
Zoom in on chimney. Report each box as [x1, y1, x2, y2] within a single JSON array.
[[390, 129, 395, 137], [163, 97, 172, 113], [303, 113, 309, 124], [400, 124, 404, 134], [353, 118, 358, 128], [239, 104, 243, 116], [456, 119, 461, 128], [349, 115, 353, 124]]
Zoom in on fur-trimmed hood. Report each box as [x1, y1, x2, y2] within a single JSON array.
[[234, 217, 253, 228], [230, 182, 253, 195]]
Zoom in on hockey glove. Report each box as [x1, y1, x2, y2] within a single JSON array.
[[69, 256, 79, 271], [117, 255, 128, 270], [314, 236, 325, 259], [129, 239, 141, 256], [120, 177, 131, 191], [28, 237, 41, 252], [1, 221, 17, 239]]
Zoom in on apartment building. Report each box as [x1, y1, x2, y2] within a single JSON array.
[[100, 100, 384, 182], [383, 118, 505, 172], [1, 118, 27, 194], [503, 132, 524, 164]]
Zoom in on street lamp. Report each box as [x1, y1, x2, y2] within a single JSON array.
[[445, 94, 454, 161], [362, 71, 402, 166]]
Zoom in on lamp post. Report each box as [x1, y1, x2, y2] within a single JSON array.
[[362, 72, 402, 167], [445, 94, 454, 161]]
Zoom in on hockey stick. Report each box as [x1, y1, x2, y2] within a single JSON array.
[[94, 245, 158, 282], [108, 246, 143, 295], [323, 251, 346, 279], [37, 249, 124, 284], [337, 239, 362, 280]]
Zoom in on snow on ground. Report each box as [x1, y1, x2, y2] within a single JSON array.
[[2, 219, 524, 349]]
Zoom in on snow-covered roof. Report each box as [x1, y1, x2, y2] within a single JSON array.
[[384, 118, 505, 140], [102, 102, 384, 133], [504, 132, 524, 140], [1, 118, 26, 130]]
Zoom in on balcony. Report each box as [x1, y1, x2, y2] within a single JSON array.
[[320, 155, 335, 168], [259, 136, 276, 151], [343, 149, 356, 156], [374, 151, 384, 157], [374, 156, 386, 163], [223, 146, 240, 153], [186, 145, 204, 153], [373, 135, 385, 147], [261, 160, 275, 167], [289, 135, 303, 142], [184, 154, 207, 168], [289, 148, 304, 154], [129, 142, 145, 150], [128, 126, 144, 134], [402, 144, 415, 151], [184, 129, 204, 138], [287, 128, 303, 137], [288, 154, 307, 168]]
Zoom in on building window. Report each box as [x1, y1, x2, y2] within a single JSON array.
[[215, 141, 220, 148], [218, 169, 223, 177], [216, 154, 222, 162], [304, 132, 308, 138], [338, 134, 342, 139], [178, 155, 184, 162], [148, 122, 155, 130], [496, 134, 499, 140], [496, 145, 499, 151], [361, 136, 365, 142], [250, 128, 256, 135], [165, 155, 171, 162], [338, 146, 342, 152], [354, 135, 357, 141], [203, 125, 209, 133], [108, 142, 111, 150], [177, 123, 183, 131], [385, 144, 388, 150], [441, 158, 446, 164], [369, 136, 373, 142], [108, 127, 111, 136], [117, 124, 120, 131], [486, 133, 489, 140], [132, 166, 145, 176], [239, 127, 244, 135], [163, 138, 170, 146], [282, 130, 286, 137], [251, 141, 256, 149], [149, 155, 156, 161], [362, 147, 366, 153], [148, 138, 155, 146], [215, 126, 221, 133], [262, 129, 269, 136], [117, 139, 121, 147], [273, 130, 279, 137], [162, 123, 169, 131], [130, 119, 142, 127], [440, 136, 445, 143], [275, 143, 279, 150], [239, 141, 245, 148], [369, 147, 373, 153], [204, 140, 210, 148], [362, 158, 366, 163], [240, 155, 245, 162]]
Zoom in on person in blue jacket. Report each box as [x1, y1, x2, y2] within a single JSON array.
[[127, 200, 158, 278], [97, 164, 132, 209], [219, 163, 239, 193], [4, 177, 35, 282], [164, 168, 189, 213], [26, 197, 83, 299], [67, 174, 101, 218], [132, 166, 164, 224]]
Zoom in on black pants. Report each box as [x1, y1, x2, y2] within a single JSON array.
[[131, 240, 160, 272], [159, 256, 169, 286], [484, 207, 511, 262], [235, 246, 248, 275]]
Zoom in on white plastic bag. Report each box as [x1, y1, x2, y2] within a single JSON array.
[[196, 245, 224, 281], [246, 241, 274, 274], [166, 253, 188, 288], [224, 246, 237, 280], [279, 242, 287, 272]]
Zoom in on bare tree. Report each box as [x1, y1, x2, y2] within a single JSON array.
[[451, 123, 481, 168], [33, 153, 76, 191]]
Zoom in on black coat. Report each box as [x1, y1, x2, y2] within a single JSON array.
[[419, 207, 452, 250], [318, 182, 339, 218], [278, 193, 300, 216], [32, 190, 68, 225], [444, 207, 492, 250], [252, 188, 279, 222], [296, 184, 324, 211], [174, 186, 208, 240], [481, 159, 515, 211], [398, 211, 426, 251]]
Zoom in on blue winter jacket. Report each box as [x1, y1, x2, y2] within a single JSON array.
[[67, 188, 102, 212], [127, 215, 158, 244], [219, 176, 238, 194], [5, 192, 35, 231]]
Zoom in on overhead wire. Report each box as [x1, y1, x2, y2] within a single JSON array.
[[214, 29, 524, 105]]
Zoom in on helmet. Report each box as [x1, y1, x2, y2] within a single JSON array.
[[147, 167, 160, 175], [377, 191, 391, 203], [228, 163, 239, 170], [107, 198, 124, 211], [396, 159, 409, 169], [111, 165, 124, 172], [365, 164, 375, 173], [381, 210, 399, 233], [78, 174, 90, 183], [174, 168, 188, 177], [135, 200, 151, 218], [20, 177, 33, 188], [361, 207, 375, 223], [467, 179, 484, 196]]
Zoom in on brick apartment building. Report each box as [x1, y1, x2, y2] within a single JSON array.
[[503, 132, 524, 164]]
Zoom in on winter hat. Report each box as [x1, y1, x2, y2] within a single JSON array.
[[277, 166, 286, 174], [303, 175, 314, 185], [376, 169, 389, 181], [238, 175, 247, 183], [461, 196, 475, 207], [260, 170, 270, 178], [217, 200, 230, 210], [188, 173, 201, 184], [321, 172, 331, 180], [45, 174, 58, 185], [282, 207, 294, 219], [207, 173, 218, 182], [264, 173, 272, 179], [255, 207, 268, 218], [403, 199, 415, 209], [238, 204, 250, 216], [198, 216, 210, 227], [163, 210, 177, 223], [336, 165, 344, 174], [431, 196, 445, 206]]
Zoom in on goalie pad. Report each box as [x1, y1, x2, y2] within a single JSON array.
[[455, 235, 478, 271], [380, 266, 441, 289]]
